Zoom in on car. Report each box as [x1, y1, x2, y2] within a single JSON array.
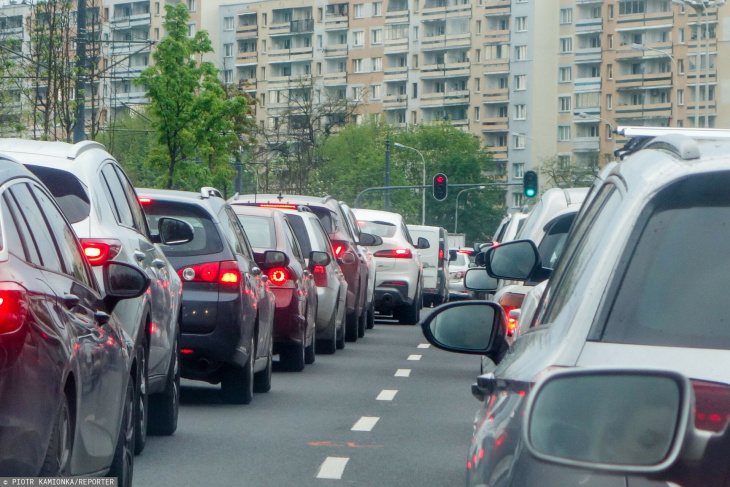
[[278, 206, 349, 353], [422, 129, 730, 486], [2, 139, 192, 452], [351, 208, 427, 325], [230, 195, 380, 343], [137, 188, 276, 404], [231, 205, 318, 371], [407, 225, 449, 307], [489, 211, 528, 248], [0, 157, 150, 485], [447, 248, 474, 300]]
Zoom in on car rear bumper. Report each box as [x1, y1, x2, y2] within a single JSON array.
[[272, 288, 306, 353], [374, 284, 411, 313]]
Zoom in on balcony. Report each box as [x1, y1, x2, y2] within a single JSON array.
[[268, 46, 314, 62], [384, 67, 408, 82], [422, 3, 471, 18], [236, 52, 258, 65], [291, 18, 314, 33], [420, 90, 469, 107], [616, 11, 673, 28], [574, 76, 601, 93], [484, 3, 510, 16], [325, 15, 348, 30], [421, 62, 471, 79], [615, 72, 673, 89], [483, 58, 509, 74], [238, 78, 257, 90], [482, 88, 508, 103], [383, 94, 408, 109], [615, 101, 671, 117], [236, 24, 258, 37], [487, 145, 508, 162], [575, 47, 602, 63], [324, 44, 348, 58], [485, 29, 509, 43], [112, 12, 150, 28], [573, 137, 600, 151], [323, 72, 347, 85], [575, 18, 602, 34], [385, 10, 409, 22], [481, 116, 509, 132], [421, 32, 471, 50], [384, 38, 409, 53]]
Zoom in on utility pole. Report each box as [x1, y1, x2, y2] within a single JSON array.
[[73, 0, 87, 143], [384, 136, 391, 211]]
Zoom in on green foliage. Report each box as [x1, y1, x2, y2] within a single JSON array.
[[135, 4, 252, 190], [320, 121, 504, 245], [95, 113, 161, 187]]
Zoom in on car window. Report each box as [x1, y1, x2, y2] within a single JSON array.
[[3, 192, 39, 265], [285, 214, 312, 257], [114, 164, 149, 236], [31, 184, 95, 288], [516, 200, 544, 240], [8, 183, 64, 274], [357, 220, 397, 238], [26, 165, 91, 224], [225, 208, 254, 261], [144, 201, 224, 257], [402, 222, 414, 246], [600, 172, 730, 350], [537, 213, 576, 270], [308, 206, 336, 234], [217, 207, 246, 256], [100, 164, 135, 228], [537, 185, 622, 328], [283, 220, 303, 260], [236, 214, 276, 249], [312, 218, 334, 254], [494, 220, 508, 243]]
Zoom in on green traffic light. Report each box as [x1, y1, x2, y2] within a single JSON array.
[[525, 188, 536, 197]]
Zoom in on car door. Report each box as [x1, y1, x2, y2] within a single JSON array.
[[8, 181, 127, 473]]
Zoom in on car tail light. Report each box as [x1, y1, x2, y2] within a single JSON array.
[[690, 379, 730, 433], [138, 198, 152, 205], [498, 292, 525, 327], [178, 261, 242, 286], [218, 261, 242, 285], [313, 265, 327, 287], [451, 271, 464, 280], [268, 267, 290, 286], [333, 244, 345, 258], [506, 315, 518, 336], [457, 249, 473, 255], [80, 239, 122, 266], [181, 348, 194, 354], [374, 249, 412, 259], [0, 282, 28, 334], [257, 203, 298, 209]]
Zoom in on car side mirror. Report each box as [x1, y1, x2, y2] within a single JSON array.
[[154, 217, 194, 246], [420, 301, 509, 363], [358, 232, 383, 246], [448, 249, 457, 262], [103, 261, 151, 311], [309, 250, 331, 268], [263, 250, 289, 267], [417, 237, 430, 249], [524, 368, 701, 479], [485, 239, 546, 281], [464, 268, 498, 292]]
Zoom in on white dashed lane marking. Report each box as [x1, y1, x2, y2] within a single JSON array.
[[316, 457, 349, 479], [394, 368, 411, 377], [407, 354, 422, 361], [351, 416, 380, 432], [417, 343, 431, 349], [376, 389, 398, 401]]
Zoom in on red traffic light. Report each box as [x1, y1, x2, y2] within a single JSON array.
[[435, 175, 445, 183], [433, 173, 448, 201]]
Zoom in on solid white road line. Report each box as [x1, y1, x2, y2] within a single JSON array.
[[351, 416, 380, 432], [316, 457, 350, 480], [377, 389, 398, 401], [407, 354, 422, 361], [394, 368, 411, 377], [417, 343, 431, 349]]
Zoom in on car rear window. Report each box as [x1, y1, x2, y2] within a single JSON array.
[[356, 220, 397, 238], [285, 214, 312, 256], [307, 206, 336, 233], [537, 213, 576, 269], [236, 214, 276, 249], [26, 165, 91, 224], [143, 200, 223, 257], [602, 172, 730, 350]]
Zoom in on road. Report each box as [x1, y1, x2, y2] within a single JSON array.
[[135, 309, 481, 486]]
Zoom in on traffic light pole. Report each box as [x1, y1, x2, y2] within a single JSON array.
[[353, 182, 523, 208]]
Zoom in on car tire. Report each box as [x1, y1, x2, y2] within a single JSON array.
[[133, 334, 148, 455], [398, 298, 420, 325], [357, 308, 366, 338], [304, 333, 315, 364], [345, 311, 359, 342], [423, 296, 432, 308], [221, 337, 255, 404], [108, 376, 135, 487], [148, 332, 180, 436], [366, 302, 375, 330], [39, 392, 72, 476], [254, 333, 273, 393], [317, 309, 338, 355], [281, 329, 306, 372], [336, 313, 346, 350]]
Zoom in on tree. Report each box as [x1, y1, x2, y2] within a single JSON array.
[[135, 4, 253, 190], [539, 154, 600, 189], [95, 113, 161, 187]]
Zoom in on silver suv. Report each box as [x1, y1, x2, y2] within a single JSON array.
[[0, 140, 192, 453], [421, 130, 730, 486]]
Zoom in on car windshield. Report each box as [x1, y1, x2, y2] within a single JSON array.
[[450, 252, 468, 267], [144, 200, 223, 257], [357, 220, 397, 238], [236, 214, 276, 249]]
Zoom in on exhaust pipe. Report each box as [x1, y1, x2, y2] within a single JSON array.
[[196, 358, 211, 371]]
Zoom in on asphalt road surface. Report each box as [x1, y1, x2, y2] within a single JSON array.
[[135, 309, 481, 486]]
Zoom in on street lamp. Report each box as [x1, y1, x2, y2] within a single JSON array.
[[579, 112, 617, 158], [631, 43, 677, 127], [393, 142, 426, 225], [454, 186, 485, 234]]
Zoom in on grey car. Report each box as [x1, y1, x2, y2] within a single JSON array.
[[422, 130, 730, 486]]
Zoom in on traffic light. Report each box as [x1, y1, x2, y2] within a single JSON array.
[[523, 170, 538, 198], [433, 173, 448, 201]]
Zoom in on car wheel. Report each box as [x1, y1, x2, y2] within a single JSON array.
[[39, 392, 72, 476], [366, 302, 375, 330], [108, 376, 135, 487], [253, 333, 272, 393], [357, 308, 366, 338], [336, 312, 346, 350], [304, 332, 315, 364], [398, 298, 420, 325], [134, 334, 148, 455], [345, 311, 359, 342], [221, 337, 254, 404], [281, 328, 305, 372], [148, 332, 180, 436]]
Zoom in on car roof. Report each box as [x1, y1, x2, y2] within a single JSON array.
[[0, 139, 111, 176], [351, 208, 403, 225], [232, 193, 337, 207], [230, 205, 278, 218], [0, 155, 39, 183], [137, 187, 228, 216]]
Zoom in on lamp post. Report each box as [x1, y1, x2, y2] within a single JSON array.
[[393, 142, 426, 225], [454, 186, 485, 234], [579, 112, 617, 158], [631, 44, 677, 127]]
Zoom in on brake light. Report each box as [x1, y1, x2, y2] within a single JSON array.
[[268, 267, 289, 286], [181, 348, 194, 354], [80, 239, 122, 266], [138, 198, 152, 205], [178, 261, 242, 286], [333, 245, 345, 258], [257, 203, 298, 210], [506, 315, 518, 336], [438, 249, 444, 259], [0, 283, 28, 334], [498, 293, 525, 318], [313, 265, 327, 287], [374, 249, 412, 259], [691, 379, 730, 433], [457, 249, 472, 255], [218, 261, 242, 285]]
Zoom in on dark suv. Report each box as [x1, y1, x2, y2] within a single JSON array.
[[231, 195, 380, 342], [137, 188, 276, 404]]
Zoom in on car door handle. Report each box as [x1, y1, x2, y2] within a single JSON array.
[[134, 250, 146, 262], [152, 259, 167, 269], [63, 294, 80, 310]]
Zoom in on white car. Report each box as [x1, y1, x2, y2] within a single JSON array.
[[447, 248, 474, 299], [407, 225, 449, 307], [351, 208, 426, 325]]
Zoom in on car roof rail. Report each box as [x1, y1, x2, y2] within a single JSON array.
[[200, 187, 223, 199], [615, 126, 730, 160], [68, 140, 106, 160], [643, 134, 701, 161]]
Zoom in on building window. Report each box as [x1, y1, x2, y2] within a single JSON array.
[[515, 45, 527, 61], [515, 16, 527, 31], [261, 66, 266, 79], [474, 106, 480, 121], [262, 13, 267, 26], [514, 104, 526, 120], [606, 93, 613, 110], [260, 93, 265, 107], [678, 59, 684, 75], [224, 43, 233, 57], [559, 96, 571, 112], [224, 70, 233, 84], [187, 0, 195, 12], [678, 89, 684, 105], [606, 124, 613, 140], [475, 49, 481, 63], [513, 162, 525, 179], [155, 2, 160, 14], [372, 57, 382, 71], [558, 154, 570, 168], [560, 37, 573, 53], [475, 78, 480, 93], [512, 193, 524, 208], [373, 1, 382, 16], [608, 4, 614, 18], [513, 133, 525, 149], [371, 84, 381, 99], [317, 62, 322, 74], [619, 0, 646, 15], [558, 125, 571, 141], [371, 28, 383, 44], [413, 26, 419, 40], [353, 31, 364, 46], [608, 34, 614, 49], [352, 86, 363, 100], [411, 110, 417, 124], [354, 4, 364, 17], [154, 28, 160, 40], [412, 82, 418, 98], [224, 16, 234, 30], [560, 8, 573, 24], [187, 23, 195, 37], [353, 58, 363, 72], [514, 75, 526, 90], [559, 67, 572, 83], [477, 20, 482, 34], [607, 63, 613, 80]]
